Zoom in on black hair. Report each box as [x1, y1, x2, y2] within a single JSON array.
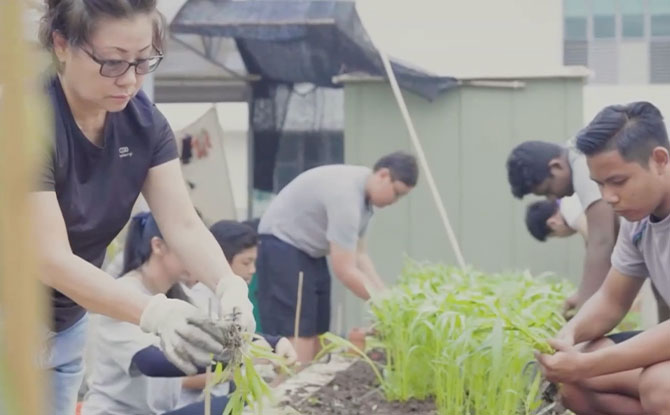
[[525, 200, 559, 242], [506, 141, 564, 198], [373, 151, 419, 187], [241, 218, 261, 233], [39, 0, 165, 60], [122, 211, 161, 275], [576, 101, 670, 165], [122, 211, 190, 302], [209, 220, 258, 263]]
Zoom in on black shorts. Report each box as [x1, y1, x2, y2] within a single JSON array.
[[256, 235, 331, 337], [606, 330, 642, 344]]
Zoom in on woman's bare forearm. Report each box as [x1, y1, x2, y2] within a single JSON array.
[[42, 252, 149, 324]]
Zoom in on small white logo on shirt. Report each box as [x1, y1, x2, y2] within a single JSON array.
[[119, 146, 133, 158]]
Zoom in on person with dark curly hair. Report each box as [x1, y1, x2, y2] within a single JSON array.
[[507, 136, 618, 315]]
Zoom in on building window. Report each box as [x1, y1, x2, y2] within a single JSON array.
[[651, 14, 670, 36], [593, 15, 616, 38], [565, 17, 588, 40], [622, 14, 645, 38], [651, 0, 670, 36], [621, 0, 645, 38], [650, 0, 670, 83], [562, 0, 670, 84], [564, 41, 589, 66], [564, 0, 588, 39], [564, 0, 589, 66], [592, 0, 616, 39], [650, 40, 670, 83]]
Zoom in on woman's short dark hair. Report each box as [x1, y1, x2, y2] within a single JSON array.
[[39, 0, 165, 55]]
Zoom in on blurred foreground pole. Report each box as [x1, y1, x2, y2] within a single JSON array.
[[0, 1, 49, 414]]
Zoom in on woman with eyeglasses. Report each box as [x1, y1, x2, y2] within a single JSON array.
[[34, 2, 255, 414]]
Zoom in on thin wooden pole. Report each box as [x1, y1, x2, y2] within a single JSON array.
[[293, 271, 304, 340], [0, 1, 48, 415], [364, 16, 467, 269]]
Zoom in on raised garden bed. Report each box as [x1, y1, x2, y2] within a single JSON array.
[[245, 263, 644, 414], [274, 354, 566, 415], [256, 262, 646, 414]]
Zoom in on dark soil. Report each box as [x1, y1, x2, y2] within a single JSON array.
[[283, 353, 565, 415], [286, 360, 437, 415]]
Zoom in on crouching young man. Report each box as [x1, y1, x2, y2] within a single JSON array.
[[536, 101, 670, 414]]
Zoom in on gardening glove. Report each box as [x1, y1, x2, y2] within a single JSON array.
[[140, 294, 226, 375], [275, 337, 298, 366], [254, 336, 273, 351], [216, 275, 256, 333], [186, 314, 238, 363]]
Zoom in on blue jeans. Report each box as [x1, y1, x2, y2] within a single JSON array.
[[42, 315, 88, 415]]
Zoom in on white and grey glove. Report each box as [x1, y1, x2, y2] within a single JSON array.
[[275, 337, 298, 366], [216, 275, 256, 333], [139, 294, 228, 375]]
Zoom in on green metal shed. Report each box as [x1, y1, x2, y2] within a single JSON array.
[[330, 68, 591, 333]]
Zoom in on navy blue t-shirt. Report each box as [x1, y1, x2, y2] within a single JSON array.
[[40, 76, 178, 331]]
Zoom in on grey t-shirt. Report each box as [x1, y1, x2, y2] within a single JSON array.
[[258, 165, 374, 258], [567, 141, 602, 212], [82, 276, 182, 415], [611, 216, 670, 306]]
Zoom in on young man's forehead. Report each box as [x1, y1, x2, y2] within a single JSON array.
[[587, 150, 642, 174]]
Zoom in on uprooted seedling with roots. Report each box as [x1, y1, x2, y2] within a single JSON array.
[[218, 319, 245, 359], [191, 313, 292, 415]]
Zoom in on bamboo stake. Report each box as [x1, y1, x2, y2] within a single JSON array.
[[0, 1, 48, 415], [293, 271, 304, 340], [268, 272, 304, 387]]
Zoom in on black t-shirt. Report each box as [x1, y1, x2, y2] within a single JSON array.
[[40, 76, 178, 332]]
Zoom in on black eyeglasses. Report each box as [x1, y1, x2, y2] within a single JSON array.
[[80, 47, 164, 78]]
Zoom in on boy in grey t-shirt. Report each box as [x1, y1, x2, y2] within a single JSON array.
[[535, 102, 670, 415], [256, 152, 418, 363]]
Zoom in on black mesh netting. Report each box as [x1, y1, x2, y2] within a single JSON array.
[[170, 0, 458, 192]]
